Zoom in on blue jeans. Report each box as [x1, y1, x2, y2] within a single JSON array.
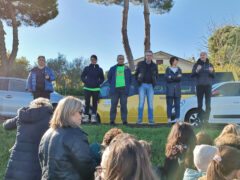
[[137, 83, 154, 123], [110, 87, 128, 123], [166, 96, 181, 119]]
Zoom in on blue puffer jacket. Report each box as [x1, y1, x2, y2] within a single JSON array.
[[3, 106, 53, 180], [183, 168, 206, 180], [27, 66, 55, 92], [108, 65, 132, 95]]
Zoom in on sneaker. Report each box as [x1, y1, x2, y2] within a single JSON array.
[[123, 122, 128, 125], [82, 114, 90, 123], [91, 114, 97, 123], [136, 120, 142, 124], [168, 119, 177, 124], [148, 120, 156, 125]]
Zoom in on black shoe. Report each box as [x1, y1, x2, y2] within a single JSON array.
[[123, 122, 128, 125], [110, 122, 116, 126]]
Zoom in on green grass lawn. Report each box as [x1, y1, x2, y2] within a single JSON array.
[[0, 124, 223, 179]]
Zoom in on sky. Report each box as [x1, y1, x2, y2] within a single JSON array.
[[4, 0, 240, 71]]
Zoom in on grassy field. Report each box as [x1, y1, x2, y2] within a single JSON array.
[[0, 124, 223, 179]]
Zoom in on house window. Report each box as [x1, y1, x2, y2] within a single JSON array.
[[156, 60, 163, 65]]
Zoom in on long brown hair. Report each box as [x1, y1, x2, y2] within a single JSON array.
[[104, 138, 159, 180], [165, 122, 196, 168], [215, 124, 240, 144], [206, 145, 240, 180]]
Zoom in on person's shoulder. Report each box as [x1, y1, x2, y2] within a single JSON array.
[[30, 67, 38, 72]]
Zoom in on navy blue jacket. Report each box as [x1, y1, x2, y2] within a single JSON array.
[[39, 127, 97, 180], [3, 106, 52, 180], [108, 65, 132, 95], [191, 59, 215, 86], [165, 67, 182, 97], [81, 64, 104, 88], [27, 66, 55, 92]]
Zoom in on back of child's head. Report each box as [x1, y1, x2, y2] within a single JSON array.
[[101, 128, 123, 147], [215, 133, 240, 150], [196, 132, 213, 145], [206, 145, 240, 180], [193, 145, 217, 172], [215, 124, 240, 144], [139, 140, 151, 158], [103, 137, 158, 180]]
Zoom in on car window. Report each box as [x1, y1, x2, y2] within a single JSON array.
[[100, 84, 110, 99], [8, 79, 27, 92], [216, 83, 240, 96], [0, 79, 9, 90]]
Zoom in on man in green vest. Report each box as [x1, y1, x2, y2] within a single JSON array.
[[108, 55, 132, 125]]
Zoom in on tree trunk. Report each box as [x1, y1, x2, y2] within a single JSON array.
[[0, 19, 9, 76], [0, 5, 19, 77], [8, 5, 19, 67], [144, 0, 151, 51], [121, 0, 135, 72]]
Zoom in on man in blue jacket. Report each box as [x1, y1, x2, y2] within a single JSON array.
[[191, 52, 215, 122], [81, 55, 104, 123], [27, 56, 55, 99], [108, 55, 132, 125]]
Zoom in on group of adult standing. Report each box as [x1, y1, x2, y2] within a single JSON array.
[[24, 51, 215, 124], [80, 50, 215, 124]]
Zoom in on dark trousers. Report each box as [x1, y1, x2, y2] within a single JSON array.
[[84, 90, 99, 115], [196, 85, 212, 121], [33, 91, 51, 99], [166, 96, 181, 119], [110, 87, 128, 123]]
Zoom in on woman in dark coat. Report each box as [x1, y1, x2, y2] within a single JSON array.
[[3, 98, 53, 180], [165, 56, 182, 123], [38, 96, 97, 180]]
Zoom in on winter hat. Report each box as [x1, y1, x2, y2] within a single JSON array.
[[193, 145, 218, 172]]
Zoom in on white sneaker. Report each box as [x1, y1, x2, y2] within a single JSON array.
[[91, 114, 97, 123], [168, 119, 177, 124], [82, 114, 90, 123]]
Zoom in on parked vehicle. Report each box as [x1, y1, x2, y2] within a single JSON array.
[[0, 77, 63, 118], [180, 81, 240, 125], [95, 71, 238, 124]]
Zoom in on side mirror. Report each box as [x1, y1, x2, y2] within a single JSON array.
[[212, 90, 220, 96]]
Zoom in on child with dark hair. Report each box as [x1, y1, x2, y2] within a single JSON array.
[[196, 131, 214, 145], [90, 128, 123, 165], [162, 122, 196, 180]]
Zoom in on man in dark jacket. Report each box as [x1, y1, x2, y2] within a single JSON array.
[[108, 55, 132, 125], [27, 56, 55, 99], [3, 99, 53, 180], [135, 50, 158, 124], [191, 52, 215, 122], [81, 55, 104, 123]]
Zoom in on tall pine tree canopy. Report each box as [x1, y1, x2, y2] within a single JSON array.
[[88, 0, 173, 14], [0, 0, 58, 27]]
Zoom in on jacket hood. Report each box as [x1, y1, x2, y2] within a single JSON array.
[[18, 106, 53, 124], [197, 58, 210, 65]]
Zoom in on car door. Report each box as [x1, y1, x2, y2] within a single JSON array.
[[0, 78, 9, 117], [3, 79, 33, 117], [210, 83, 240, 124]]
